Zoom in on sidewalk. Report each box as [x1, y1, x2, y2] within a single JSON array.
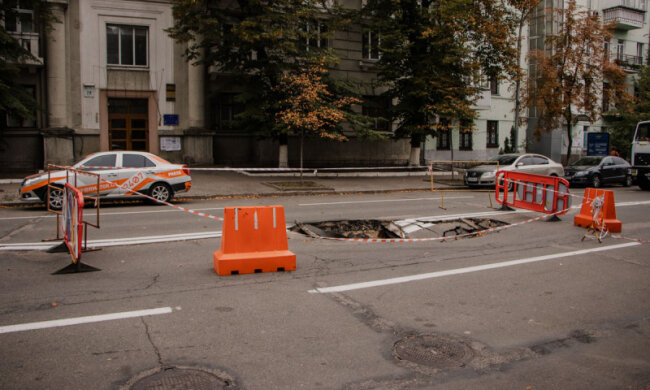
[[0, 168, 440, 206]]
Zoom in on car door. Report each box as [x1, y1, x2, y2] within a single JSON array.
[[530, 155, 551, 175], [600, 157, 619, 184], [514, 156, 537, 174], [75, 153, 119, 196], [113, 153, 159, 196]]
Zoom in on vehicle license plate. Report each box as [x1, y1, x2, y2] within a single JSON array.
[[467, 177, 478, 183]]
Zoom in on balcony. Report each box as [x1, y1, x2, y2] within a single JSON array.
[[609, 52, 646, 71], [602, 1, 647, 30]]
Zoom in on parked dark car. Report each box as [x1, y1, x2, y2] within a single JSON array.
[[564, 156, 632, 188]]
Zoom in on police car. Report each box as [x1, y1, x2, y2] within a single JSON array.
[[20, 151, 192, 209]]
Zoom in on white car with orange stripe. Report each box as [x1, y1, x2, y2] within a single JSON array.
[[20, 151, 192, 209]]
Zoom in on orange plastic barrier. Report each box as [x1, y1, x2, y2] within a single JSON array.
[[213, 205, 296, 275], [495, 171, 570, 215], [574, 188, 621, 233]]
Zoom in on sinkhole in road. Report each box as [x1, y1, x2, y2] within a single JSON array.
[[292, 217, 508, 240]]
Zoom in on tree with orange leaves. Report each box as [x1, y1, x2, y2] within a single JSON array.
[[275, 61, 360, 175], [524, 0, 631, 164]]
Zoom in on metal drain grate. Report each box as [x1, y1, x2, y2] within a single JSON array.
[[129, 367, 234, 390], [393, 334, 474, 369]]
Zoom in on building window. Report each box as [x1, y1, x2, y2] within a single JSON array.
[[107, 24, 148, 67], [602, 82, 610, 112], [437, 128, 450, 150], [490, 76, 499, 95], [4, 85, 36, 128], [487, 120, 498, 148], [3, 1, 34, 34], [637, 42, 644, 64], [304, 22, 328, 51], [362, 95, 391, 132], [362, 30, 381, 60], [213, 93, 244, 132], [616, 39, 624, 61], [459, 122, 473, 150]]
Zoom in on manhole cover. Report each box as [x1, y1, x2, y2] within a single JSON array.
[[393, 334, 474, 369], [127, 366, 235, 390]]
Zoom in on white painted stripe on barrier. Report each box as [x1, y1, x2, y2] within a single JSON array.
[[299, 196, 474, 206], [308, 242, 640, 293], [0, 307, 173, 334]]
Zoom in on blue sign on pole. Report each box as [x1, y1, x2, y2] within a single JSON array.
[[163, 114, 179, 126], [587, 132, 609, 156]]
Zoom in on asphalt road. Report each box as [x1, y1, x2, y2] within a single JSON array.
[[1, 187, 649, 389]]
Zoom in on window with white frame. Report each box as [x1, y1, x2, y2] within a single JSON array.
[[304, 21, 328, 51], [459, 121, 473, 150], [107, 24, 148, 67], [362, 30, 381, 60], [487, 120, 498, 148], [490, 76, 499, 95], [3, 0, 34, 34]]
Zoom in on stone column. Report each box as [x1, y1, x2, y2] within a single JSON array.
[[46, 1, 68, 128], [187, 45, 205, 128]]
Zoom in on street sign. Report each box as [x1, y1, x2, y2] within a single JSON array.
[[587, 132, 610, 156]]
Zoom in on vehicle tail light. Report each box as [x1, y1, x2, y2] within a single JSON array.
[[182, 166, 190, 176]]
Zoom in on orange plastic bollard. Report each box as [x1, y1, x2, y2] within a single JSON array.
[[574, 188, 621, 233], [213, 205, 296, 275]]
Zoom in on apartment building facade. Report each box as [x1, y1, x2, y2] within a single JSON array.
[[526, 0, 649, 162]]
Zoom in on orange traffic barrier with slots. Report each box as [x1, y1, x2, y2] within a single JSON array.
[[574, 188, 621, 233], [495, 171, 570, 215], [213, 205, 296, 275]]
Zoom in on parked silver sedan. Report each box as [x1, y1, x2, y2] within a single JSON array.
[[464, 153, 564, 188]]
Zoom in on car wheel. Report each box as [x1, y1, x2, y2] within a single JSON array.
[[149, 183, 172, 204], [48, 186, 64, 211], [591, 175, 601, 188]]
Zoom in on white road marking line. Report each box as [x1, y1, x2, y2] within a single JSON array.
[[0, 307, 174, 334], [0, 207, 225, 221], [308, 242, 640, 294], [299, 196, 474, 206], [0, 231, 223, 251]]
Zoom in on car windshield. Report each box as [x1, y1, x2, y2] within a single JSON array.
[[570, 156, 603, 166], [634, 122, 650, 141], [489, 155, 518, 165]]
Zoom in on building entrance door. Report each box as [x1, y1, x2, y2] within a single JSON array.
[[108, 98, 148, 151]]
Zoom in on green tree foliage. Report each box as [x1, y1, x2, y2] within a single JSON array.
[[167, 0, 354, 140], [360, 0, 516, 153], [0, 1, 54, 128], [607, 66, 650, 160]]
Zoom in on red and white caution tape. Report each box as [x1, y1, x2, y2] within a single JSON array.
[[59, 167, 223, 221]]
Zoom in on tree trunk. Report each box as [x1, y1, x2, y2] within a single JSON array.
[[300, 128, 304, 182], [278, 133, 288, 168], [409, 135, 422, 166], [565, 114, 573, 166]]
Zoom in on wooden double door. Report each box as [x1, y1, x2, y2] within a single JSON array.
[[108, 98, 148, 151]]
